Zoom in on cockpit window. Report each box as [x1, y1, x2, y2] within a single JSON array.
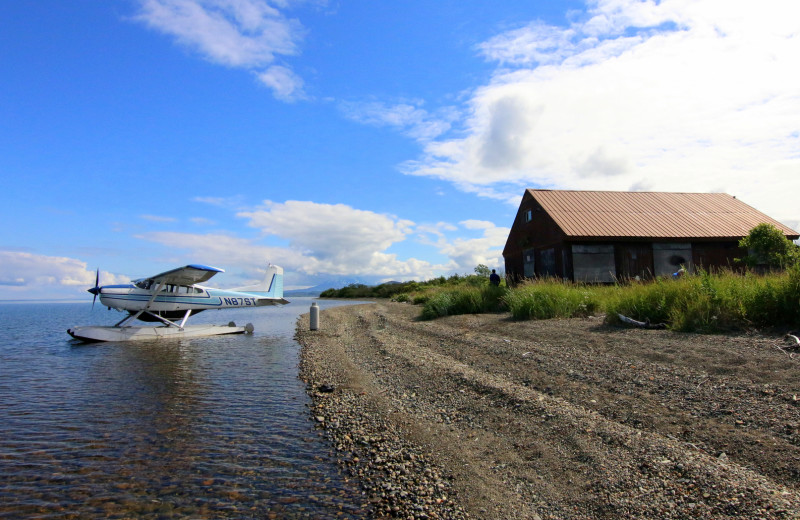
[[135, 279, 154, 290], [133, 280, 201, 293]]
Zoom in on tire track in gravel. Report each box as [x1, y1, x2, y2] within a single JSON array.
[[301, 302, 800, 519], [380, 306, 800, 490]]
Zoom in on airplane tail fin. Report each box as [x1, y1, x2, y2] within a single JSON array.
[[232, 265, 288, 303]]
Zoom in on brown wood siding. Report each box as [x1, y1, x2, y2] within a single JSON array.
[[692, 242, 745, 272], [503, 192, 567, 283], [615, 243, 655, 280], [562, 246, 574, 280], [536, 246, 562, 278]]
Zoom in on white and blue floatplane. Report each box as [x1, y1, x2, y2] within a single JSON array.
[[68, 263, 289, 342]]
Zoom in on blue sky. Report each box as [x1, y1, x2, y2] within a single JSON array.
[[2, 0, 799, 299]]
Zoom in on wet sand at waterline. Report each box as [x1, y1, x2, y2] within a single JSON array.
[[298, 301, 800, 519]]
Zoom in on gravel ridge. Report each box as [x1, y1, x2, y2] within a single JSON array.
[[297, 301, 800, 519]]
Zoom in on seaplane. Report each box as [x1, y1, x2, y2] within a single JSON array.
[[67, 263, 289, 342]]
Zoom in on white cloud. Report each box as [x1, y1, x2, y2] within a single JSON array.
[[136, 201, 510, 283], [190, 216, 216, 225], [404, 0, 800, 228], [434, 221, 509, 273], [256, 64, 305, 101], [134, 231, 308, 283], [415, 221, 458, 241], [135, 201, 433, 280], [477, 21, 582, 67], [339, 100, 455, 142], [140, 229, 446, 283], [0, 251, 129, 298], [140, 214, 178, 222], [135, 0, 306, 100], [414, 220, 510, 274], [461, 219, 498, 231], [193, 195, 246, 208], [238, 200, 417, 271]]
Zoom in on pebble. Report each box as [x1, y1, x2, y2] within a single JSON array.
[[297, 302, 800, 520]]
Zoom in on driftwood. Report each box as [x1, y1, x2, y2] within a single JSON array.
[[775, 334, 800, 358], [617, 314, 667, 330]]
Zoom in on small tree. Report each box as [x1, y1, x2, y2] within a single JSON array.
[[738, 223, 799, 269], [474, 264, 491, 277]]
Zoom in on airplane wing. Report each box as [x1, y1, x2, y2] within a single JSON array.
[[147, 264, 225, 286]]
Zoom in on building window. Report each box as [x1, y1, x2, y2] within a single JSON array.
[[524, 209, 533, 223]]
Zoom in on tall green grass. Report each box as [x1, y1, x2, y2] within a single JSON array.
[[604, 267, 800, 332], [417, 268, 800, 332], [420, 285, 507, 320], [326, 266, 800, 332], [503, 279, 603, 320]]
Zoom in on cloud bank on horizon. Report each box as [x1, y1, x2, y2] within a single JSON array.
[[1, 201, 507, 298], [0, 252, 130, 297], [2, 0, 799, 299], [136, 200, 506, 281]]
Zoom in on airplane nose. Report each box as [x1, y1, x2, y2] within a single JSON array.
[[89, 269, 101, 309]]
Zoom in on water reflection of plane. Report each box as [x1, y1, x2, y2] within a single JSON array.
[[68, 264, 288, 342]]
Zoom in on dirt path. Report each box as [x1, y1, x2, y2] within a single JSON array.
[[297, 301, 800, 519]]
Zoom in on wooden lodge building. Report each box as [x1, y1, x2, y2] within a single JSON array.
[[503, 190, 799, 283]]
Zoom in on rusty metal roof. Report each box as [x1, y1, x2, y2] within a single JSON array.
[[527, 189, 799, 239]]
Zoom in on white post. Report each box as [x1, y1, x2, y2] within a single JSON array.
[[310, 301, 319, 330]]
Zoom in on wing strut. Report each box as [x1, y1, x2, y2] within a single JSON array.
[[114, 280, 182, 328], [179, 310, 192, 328], [129, 279, 166, 322]]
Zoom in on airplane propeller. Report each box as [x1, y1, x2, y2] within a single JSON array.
[[88, 269, 101, 309]]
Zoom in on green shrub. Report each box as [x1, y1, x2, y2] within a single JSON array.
[[737, 223, 800, 268], [412, 293, 430, 305], [420, 291, 455, 320]]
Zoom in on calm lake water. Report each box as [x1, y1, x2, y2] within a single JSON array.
[[0, 298, 368, 519]]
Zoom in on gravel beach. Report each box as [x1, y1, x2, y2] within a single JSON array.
[[297, 301, 800, 519]]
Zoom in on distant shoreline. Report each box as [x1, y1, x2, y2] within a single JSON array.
[[0, 299, 87, 304]]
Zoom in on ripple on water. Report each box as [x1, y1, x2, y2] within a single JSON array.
[[0, 299, 369, 518]]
